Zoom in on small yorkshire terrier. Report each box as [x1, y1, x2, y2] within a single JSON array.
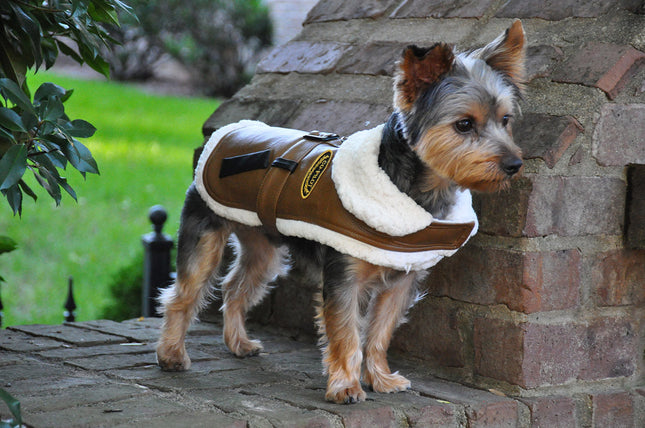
[[157, 20, 526, 404]]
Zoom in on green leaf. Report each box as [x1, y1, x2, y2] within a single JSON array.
[[56, 39, 83, 64], [43, 96, 65, 122], [18, 178, 37, 202], [65, 119, 96, 138], [34, 82, 67, 103], [41, 38, 59, 69], [2, 182, 22, 216], [45, 150, 67, 169], [0, 126, 16, 143], [0, 38, 28, 87], [0, 78, 33, 113], [57, 175, 77, 201], [8, 2, 42, 68], [21, 110, 38, 131], [0, 144, 27, 190], [0, 387, 22, 426], [0, 236, 17, 254], [35, 165, 62, 205], [88, 1, 120, 26], [73, 139, 100, 175], [0, 107, 26, 132], [61, 88, 74, 103], [63, 139, 99, 175]]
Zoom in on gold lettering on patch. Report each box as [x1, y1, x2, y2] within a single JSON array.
[[301, 150, 333, 199]]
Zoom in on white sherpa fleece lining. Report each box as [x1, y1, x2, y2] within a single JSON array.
[[331, 124, 434, 236], [194, 121, 478, 271]]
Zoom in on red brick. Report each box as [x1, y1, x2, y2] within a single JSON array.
[[579, 317, 636, 380], [479, 175, 625, 238], [402, 398, 462, 427], [391, 0, 495, 18], [515, 114, 584, 168], [496, 0, 643, 20], [626, 166, 645, 249], [474, 319, 527, 386], [592, 392, 634, 428], [430, 246, 520, 307], [286, 100, 390, 136], [256, 41, 351, 74], [525, 45, 564, 82], [551, 43, 645, 99], [523, 175, 625, 237], [520, 249, 581, 312], [590, 249, 645, 306], [521, 396, 577, 428], [596, 52, 645, 100], [568, 146, 583, 166], [431, 246, 580, 313], [391, 299, 466, 367], [475, 317, 636, 388], [304, 0, 394, 23], [475, 319, 588, 388], [465, 400, 519, 428], [341, 405, 397, 428], [592, 104, 645, 166], [249, 272, 319, 337], [475, 177, 532, 237]]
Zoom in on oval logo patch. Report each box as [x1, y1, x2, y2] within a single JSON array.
[[301, 150, 333, 199]]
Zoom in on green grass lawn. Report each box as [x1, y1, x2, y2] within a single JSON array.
[[0, 71, 219, 326]]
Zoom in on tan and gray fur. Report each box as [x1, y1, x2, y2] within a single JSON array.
[[157, 20, 527, 404]]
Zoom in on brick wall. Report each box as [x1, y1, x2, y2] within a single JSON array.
[[202, 1, 644, 425]]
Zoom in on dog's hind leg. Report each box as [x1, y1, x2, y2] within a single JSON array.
[[362, 271, 420, 393], [157, 185, 230, 371], [222, 226, 289, 357]]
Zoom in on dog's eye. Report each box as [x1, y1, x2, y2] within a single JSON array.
[[454, 119, 474, 133], [501, 115, 511, 127]]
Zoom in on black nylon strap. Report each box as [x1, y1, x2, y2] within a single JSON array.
[[304, 131, 341, 141], [271, 157, 298, 172], [219, 149, 271, 178]]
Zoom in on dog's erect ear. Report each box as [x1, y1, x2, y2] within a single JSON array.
[[477, 20, 526, 90], [394, 43, 454, 112]]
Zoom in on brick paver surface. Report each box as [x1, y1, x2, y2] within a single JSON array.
[[0, 319, 525, 427]]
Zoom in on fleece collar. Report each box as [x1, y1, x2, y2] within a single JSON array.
[[331, 124, 478, 236]]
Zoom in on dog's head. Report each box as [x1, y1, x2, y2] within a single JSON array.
[[393, 20, 527, 192]]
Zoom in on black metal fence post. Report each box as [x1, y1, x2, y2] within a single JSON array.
[[142, 205, 174, 317], [64, 276, 77, 322]]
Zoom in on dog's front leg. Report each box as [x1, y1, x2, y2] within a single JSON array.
[[319, 258, 367, 404], [363, 272, 419, 393]]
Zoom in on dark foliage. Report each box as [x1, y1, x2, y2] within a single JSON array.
[[103, 0, 273, 96]]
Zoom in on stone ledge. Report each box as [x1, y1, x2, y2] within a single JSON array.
[[1, 318, 533, 427]]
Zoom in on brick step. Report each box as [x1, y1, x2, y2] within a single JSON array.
[[0, 318, 529, 427]]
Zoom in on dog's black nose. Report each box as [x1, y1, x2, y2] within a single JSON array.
[[501, 156, 523, 176]]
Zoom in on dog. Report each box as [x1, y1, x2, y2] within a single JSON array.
[[157, 20, 526, 404]]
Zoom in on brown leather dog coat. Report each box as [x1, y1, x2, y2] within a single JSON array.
[[195, 121, 477, 271]]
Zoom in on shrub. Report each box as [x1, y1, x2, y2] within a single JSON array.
[[101, 249, 177, 321], [101, 252, 144, 321], [106, 0, 273, 96]]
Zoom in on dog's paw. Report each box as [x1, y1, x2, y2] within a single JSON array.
[[230, 338, 263, 358], [364, 371, 411, 393], [156, 346, 191, 372], [325, 382, 366, 404]]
